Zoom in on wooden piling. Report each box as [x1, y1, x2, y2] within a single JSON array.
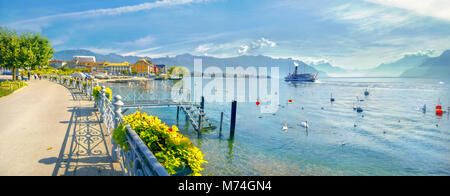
[[198, 115, 202, 131], [200, 96, 205, 110], [177, 106, 180, 120], [230, 100, 237, 139], [219, 112, 224, 132]]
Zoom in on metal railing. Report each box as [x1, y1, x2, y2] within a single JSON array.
[[46, 74, 169, 176]]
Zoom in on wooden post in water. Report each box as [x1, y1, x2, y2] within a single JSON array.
[[198, 114, 202, 131], [200, 96, 205, 110], [219, 112, 224, 132], [230, 100, 237, 139], [177, 106, 180, 120]]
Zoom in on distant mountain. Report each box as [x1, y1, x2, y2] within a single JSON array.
[[366, 53, 430, 77], [308, 62, 349, 76], [53, 49, 147, 63], [401, 50, 450, 78], [53, 50, 324, 77]]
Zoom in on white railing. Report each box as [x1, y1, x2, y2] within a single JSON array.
[[46, 74, 169, 176]]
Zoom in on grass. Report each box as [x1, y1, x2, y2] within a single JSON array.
[[0, 80, 27, 97]]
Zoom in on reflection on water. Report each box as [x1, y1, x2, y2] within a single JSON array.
[[102, 77, 450, 176]]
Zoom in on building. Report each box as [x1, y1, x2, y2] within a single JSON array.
[[73, 56, 96, 62], [98, 62, 131, 75], [132, 59, 155, 76], [155, 64, 166, 74], [48, 60, 66, 68], [66, 60, 95, 69]]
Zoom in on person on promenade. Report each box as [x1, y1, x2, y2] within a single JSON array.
[[34, 74, 37, 80], [28, 72, 31, 80]]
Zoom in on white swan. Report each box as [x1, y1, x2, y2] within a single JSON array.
[[282, 121, 288, 131], [300, 121, 309, 128]]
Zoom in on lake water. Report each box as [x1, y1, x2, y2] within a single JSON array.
[[102, 77, 450, 176]]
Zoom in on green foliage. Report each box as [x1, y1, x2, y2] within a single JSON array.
[[113, 111, 207, 176], [112, 124, 130, 152], [168, 66, 188, 77], [0, 80, 27, 97], [92, 86, 112, 101], [0, 26, 54, 81]]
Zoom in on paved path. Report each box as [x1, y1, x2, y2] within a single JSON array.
[[0, 78, 121, 175]]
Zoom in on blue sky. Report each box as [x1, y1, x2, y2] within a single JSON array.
[[1, 0, 450, 69]]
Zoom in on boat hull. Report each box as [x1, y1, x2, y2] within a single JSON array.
[[284, 74, 317, 82]]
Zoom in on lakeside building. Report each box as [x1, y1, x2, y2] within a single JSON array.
[[66, 60, 96, 69], [48, 60, 67, 68], [73, 56, 96, 62], [60, 56, 167, 76], [155, 64, 166, 74], [132, 59, 155, 76], [100, 62, 131, 75]]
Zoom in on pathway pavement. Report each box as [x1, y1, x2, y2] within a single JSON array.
[[0, 78, 121, 176]]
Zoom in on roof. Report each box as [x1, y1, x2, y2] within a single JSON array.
[[134, 59, 153, 65]]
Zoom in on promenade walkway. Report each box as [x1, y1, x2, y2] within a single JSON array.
[[0, 78, 121, 176]]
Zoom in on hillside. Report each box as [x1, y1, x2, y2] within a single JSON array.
[[401, 50, 450, 78], [366, 53, 430, 77]]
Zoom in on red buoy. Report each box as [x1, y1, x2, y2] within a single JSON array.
[[288, 99, 293, 103], [256, 101, 260, 106], [436, 109, 443, 115], [436, 105, 442, 110]]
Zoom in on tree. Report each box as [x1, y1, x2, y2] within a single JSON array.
[[0, 27, 22, 81], [0, 26, 54, 81]]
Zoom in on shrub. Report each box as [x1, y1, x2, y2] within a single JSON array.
[[113, 111, 207, 176], [92, 86, 112, 101]]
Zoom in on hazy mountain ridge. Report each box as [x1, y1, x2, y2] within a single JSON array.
[[308, 62, 351, 76], [53, 50, 324, 77], [53, 49, 450, 78], [401, 50, 450, 78], [366, 53, 430, 77]]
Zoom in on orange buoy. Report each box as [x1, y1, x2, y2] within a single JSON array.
[[436, 109, 443, 115], [256, 101, 260, 106]]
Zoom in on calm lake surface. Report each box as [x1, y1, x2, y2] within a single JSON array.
[[102, 77, 450, 176]]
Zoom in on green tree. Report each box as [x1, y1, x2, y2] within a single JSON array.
[[0, 26, 54, 81], [0, 27, 22, 81]]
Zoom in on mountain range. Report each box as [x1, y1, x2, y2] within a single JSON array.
[[401, 50, 450, 78], [53, 49, 325, 77], [53, 49, 450, 78]]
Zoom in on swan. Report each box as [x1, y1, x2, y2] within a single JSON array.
[[300, 121, 309, 128], [282, 121, 288, 131]]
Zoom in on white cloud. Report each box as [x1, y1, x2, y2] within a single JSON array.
[[8, 0, 207, 32], [237, 37, 277, 55], [323, 3, 417, 32], [195, 44, 213, 53], [365, 0, 450, 21]]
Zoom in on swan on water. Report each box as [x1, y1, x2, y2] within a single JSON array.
[[300, 121, 309, 128], [282, 121, 288, 131]]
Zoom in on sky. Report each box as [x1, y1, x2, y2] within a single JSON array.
[[1, 0, 450, 69]]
